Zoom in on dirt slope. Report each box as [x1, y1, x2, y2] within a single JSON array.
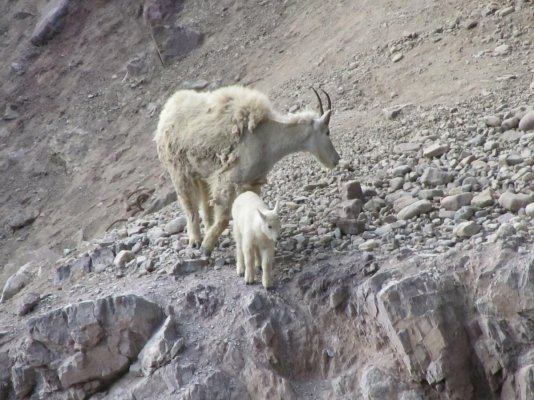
[[1, 0, 532, 279]]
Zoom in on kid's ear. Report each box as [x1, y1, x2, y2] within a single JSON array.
[[258, 209, 267, 221]]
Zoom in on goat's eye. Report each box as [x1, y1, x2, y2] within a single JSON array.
[[268, 225, 272, 229], [326, 130, 330, 136]]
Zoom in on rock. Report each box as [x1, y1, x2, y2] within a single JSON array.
[[495, 223, 516, 240], [136, 316, 180, 376], [3, 104, 19, 121], [471, 189, 494, 208], [363, 198, 386, 212], [501, 129, 523, 142], [0, 263, 33, 303], [418, 189, 444, 200], [18, 294, 164, 396], [335, 219, 365, 236], [360, 366, 398, 400], [7, 209, 39, 230], [389, 177, 404, 191], [359, 239, 381, 251], [392, 165, 412, 177], [164, 216, 187, 234], [423, 143, 449, 158], [11, 365, 35, 398], [493, 44, 511, 56], [55, 254, 92, 283], [90, 247, 115, 272], [17, 293, 41, 316], [392, 53, 403, 63], [525, 203, 534, 217], [397, 200, 432, 220], [498, 191, 534, 212], [394, 142, 420, 153], [464, 19, 478, 29], [421, 168, 453, 187], [519, 111, 534, 132], [342, 181, 364, 201], [502, 116, 519, 130], [182, 79, 210, 91], [498, 6, 515, 17], [31, 0, 70, 46], [114, 250, 135, 269], [383, 105, 403, 120], [168, 258, 210, 276], [125, 56, 146, 77], [483, 115, 502, 127], [454, 221, 481, 238], [333, 199, 362, 220], [330, 286, 348, 309], [441, 193, 473, 211]]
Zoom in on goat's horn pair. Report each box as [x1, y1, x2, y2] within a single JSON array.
[[311, 87, 332, 114]]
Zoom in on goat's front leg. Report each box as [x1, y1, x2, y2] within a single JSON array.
[[200, 203, 230, 257], [234, 227, 245, 277], [260, 246, 275, 289], [244, 242, 255, 284]]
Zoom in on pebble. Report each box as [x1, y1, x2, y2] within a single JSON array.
[[453, 221, 481, 238], [519, 111, 534, 132], [471, 189, 494, 208], [483, 115, 502, 127], [397, 200, 432, 220], [164, 216, 187, 235], [441, 193, 473, 211], [498, 191, 534, 212], [392, 53, 404, 63], [423, 143, 449, 158], [114, 250, 136, 269], [493, 44, 511, 56]]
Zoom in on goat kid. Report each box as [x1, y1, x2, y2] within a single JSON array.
[[232, 191, 281, 289]]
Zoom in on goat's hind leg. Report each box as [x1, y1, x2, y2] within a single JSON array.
[[172, 175, 202, 248], [243, 242, 255, 284], [234, 226, 245, 277]]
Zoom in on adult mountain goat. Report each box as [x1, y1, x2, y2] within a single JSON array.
[[154, 85, 340, 255]]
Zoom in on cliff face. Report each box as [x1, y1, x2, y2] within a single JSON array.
[[1, 0, 534, 399]]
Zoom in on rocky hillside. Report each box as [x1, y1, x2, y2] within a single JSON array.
[[1, 0, 534, 399]]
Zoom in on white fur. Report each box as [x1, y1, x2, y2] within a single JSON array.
[[232, 191, 281, 289], [154, 85, 339, 254]]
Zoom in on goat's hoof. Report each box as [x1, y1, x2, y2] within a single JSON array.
[[200, 247, 212, 257], [189, 239, 201, 248], [238, 272, 245, 277]]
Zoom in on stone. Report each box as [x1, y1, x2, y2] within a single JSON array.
[[464, 19, 478, 30], [360, 366, 398, 400], [454, 221, 481, 238], [498, 6, 515, 17], [423, 143, 449, 158], [392, 53, 403, 63], [498, 191, 534, 212], [483, 115, 502, 127], [441, 193, 473, 211], [114, 250, 135, 269], [502, 116, 519, 130], [394, 142, 420, 153], [164, 216, 187, 234], [495, 223, 516, 240], [359, 239, 381, 251], [169, 258, 210, 276], [330, 286, 348, 309], [137, 316, 180, 376], [18, 294, 164, 396], [90, 247, 115, 272], [525, 203, 534, 217], [3, 104, 19, 121], [31, 0, 70, 46], [0, 263, 33, 303], [383, 105, 403, 120], [418, 189, 444, 200], [342, 181, 364, 201], [519, 111, 534, 132], [335, 219, 365, 235], [397, 200, 432, 220], [7, 209, 39, 230], [392, 165, 412, 177], [18, 293, 41, 316], [421, 168, 453, 187], [333, 199, 362, 220], [493, 44, 511, 56]]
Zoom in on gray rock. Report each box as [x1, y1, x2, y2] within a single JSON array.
[[441, 193, 473, 211], [483, 115, 502, 127], [519, 111, 534, 132], [360, 366, 398, 400], [3, 104, 19, 121], [31, 0, 70, 46], [454, 221, 481, 238], [18, 294, 164, 396], [502, 129, 523, 142], [394, 142, 420, 154], [383, 105, 403, 120], [330, 286, 348, 309], [418, 189, 444, 200], [7, 209, 39, 230], [11, 365, 35, 398], [397, 200, 432, 220], [137, 316, 180, 376], [18, 293, 41, 316], [90, 247, 115, 272], [392, 165, 412, 177], [421, 168, 453, 186], [0, 263, 33, 303], [495, 223, 516, 240], [342, 181, 364, 201], [389, 177, 404, 191], [335, 219, 365, 235], [498, 6, 515, 17], [502, 116, 519, 130], [114, 250, 135, 269], [392, 53, 403, 63], [164, 216, 187, 234], [493, 44, 511, 56], [498, 191, 534, 212], [525, 203, 534, 217], [359, 239, 381, 252], [423, 143, 449, 158], [168, 258, 210, 276]]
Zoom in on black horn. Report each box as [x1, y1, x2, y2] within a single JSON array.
[[321, 88, 331, 111], [311, 87, 324, 115]]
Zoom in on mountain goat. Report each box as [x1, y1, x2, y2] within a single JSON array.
[[154, 85, 339, 256], [232, 191, 281, 289]]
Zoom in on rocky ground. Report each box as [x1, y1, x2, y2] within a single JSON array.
[[2, 0, 534, 399]]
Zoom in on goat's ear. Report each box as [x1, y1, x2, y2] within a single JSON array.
[[258, 209, 267, 221], [273, 201, 279, 214], [318, 109, 331, 126]]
